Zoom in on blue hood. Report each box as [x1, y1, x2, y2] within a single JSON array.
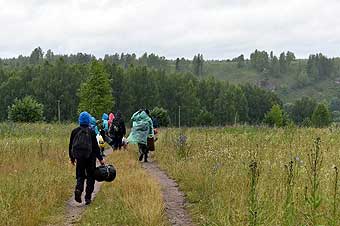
[[79, 111, 91, 125], [90, 116, 96, 125], [102, 113, 109, 120]]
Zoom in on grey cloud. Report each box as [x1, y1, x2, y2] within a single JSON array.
[[0, 0, 340, 59]]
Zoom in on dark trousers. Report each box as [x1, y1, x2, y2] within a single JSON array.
[[112, 135, 123, 150], [138, 143, 148, 161], [75, 157, 96, 199]]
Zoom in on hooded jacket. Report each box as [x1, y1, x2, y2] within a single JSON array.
[[102, 113, 109, 132], [109, 111, 126, 137], [108, 113, 115, 127], [90, 116, 99, 135], [128, 110, 154, 145], [69, 112, 103, 161]]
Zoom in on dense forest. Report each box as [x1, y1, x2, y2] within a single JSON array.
[[0, 47, 338, 126]]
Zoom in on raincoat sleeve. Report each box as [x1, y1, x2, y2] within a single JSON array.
[[148, 117, 154, 137]]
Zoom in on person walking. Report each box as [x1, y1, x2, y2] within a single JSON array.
[[101, 113, 109, 134], [90, 116, 99, 135], [109, 111, 126, 150], [128, 109, 154, 162], [108, 112, 115, 128], [69, 111, 105, 205]]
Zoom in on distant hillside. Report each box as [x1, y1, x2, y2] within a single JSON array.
[[201, 59, 340, 103], [2, 47, 340, 105], [165, 53, 340, 104]]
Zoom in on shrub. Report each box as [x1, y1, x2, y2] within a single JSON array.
[[8, 96, 43, 122], [150, 107, 170, 127], [195, 109, 214, 126], [311, 103, 331, 128], [264, 104, 283, 127]]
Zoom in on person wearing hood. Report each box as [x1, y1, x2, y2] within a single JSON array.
[[90, 116, 99, 135], [101, 113, 109, 133], [128, 109, 154, 162], [108, 113, 115, 128], [99, 113, 114, 149], [69, 111, 105, 205], [109, 111, 126, 150]]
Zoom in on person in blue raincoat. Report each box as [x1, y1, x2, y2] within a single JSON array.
[[90, 116, 106, 156], [128, 109, 154, 162], [90, 116, 99, 135], [101, 113, 109, 133]]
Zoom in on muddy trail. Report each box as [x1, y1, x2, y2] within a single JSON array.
[[63, 148, 113, 226], [143, 160, 195, 226]]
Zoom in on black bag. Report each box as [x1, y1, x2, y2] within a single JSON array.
[[147, 137, 155, 151], [94, 164, 117, 182], [72, 127, 92, 159]]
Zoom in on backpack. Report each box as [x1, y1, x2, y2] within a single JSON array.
[[72, 127, 92, 159], [110, 119, 121, 135]]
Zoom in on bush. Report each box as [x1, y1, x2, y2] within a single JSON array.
[[311, 103, 331, 128], [332, 111, 340, 122], [8, 96, 44, 122], [289, 97, 317, 125], [264, 104, 283, 127], [150, 107, 170, 127], [195, 109, 214, 126]]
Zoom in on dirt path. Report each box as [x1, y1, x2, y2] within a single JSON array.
[[142, 161, 195, 226], [63, 148, 113, 226], [63, 181, 102, 226]]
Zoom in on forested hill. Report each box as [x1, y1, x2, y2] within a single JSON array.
[[3, 48, 339, 103], [1, 47, 339, 125]]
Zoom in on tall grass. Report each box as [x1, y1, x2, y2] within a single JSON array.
[[0, 123, 75, 226], [79, 149, 169, 226], [155, 127, 340, 225]]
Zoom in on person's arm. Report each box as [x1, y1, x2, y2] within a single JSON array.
[[148, 118, 154, 136], [69, 130, 76, 163], [91, 132, 105, 164]]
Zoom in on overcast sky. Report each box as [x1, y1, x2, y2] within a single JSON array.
[[1, 0, 340, 59]]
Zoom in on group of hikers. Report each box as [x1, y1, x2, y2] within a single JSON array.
[[68, 109, 157, 205]]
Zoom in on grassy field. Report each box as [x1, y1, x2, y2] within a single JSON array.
[[3, 123, 340, 225], [0, 123, 75, 226], [155, 126, 340, 226], [0, 123, 168, 226]]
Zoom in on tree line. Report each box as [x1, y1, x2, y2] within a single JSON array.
[[0, 47, 336, 127], [0, 51, 281, 125]]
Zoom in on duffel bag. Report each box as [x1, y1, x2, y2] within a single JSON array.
[[94, 164, 117, 182]]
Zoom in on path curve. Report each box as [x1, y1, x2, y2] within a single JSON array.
[[142, 161, 195, 226], [64, 148, 113, 226]]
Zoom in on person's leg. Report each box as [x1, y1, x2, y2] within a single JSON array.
[[138, 143, 144, 161], [138, 143, 148, 162], [75, 159, 86, 203], [84, 157, 96, 204], [100, 147, 105, 157], [143, 145, 149, 162], [108, 135, 115, 147], [113, 136, 119, 150], [117, 136, 123, 150]]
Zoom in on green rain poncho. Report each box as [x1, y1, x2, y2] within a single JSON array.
[[128, 111, 154, 145]]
